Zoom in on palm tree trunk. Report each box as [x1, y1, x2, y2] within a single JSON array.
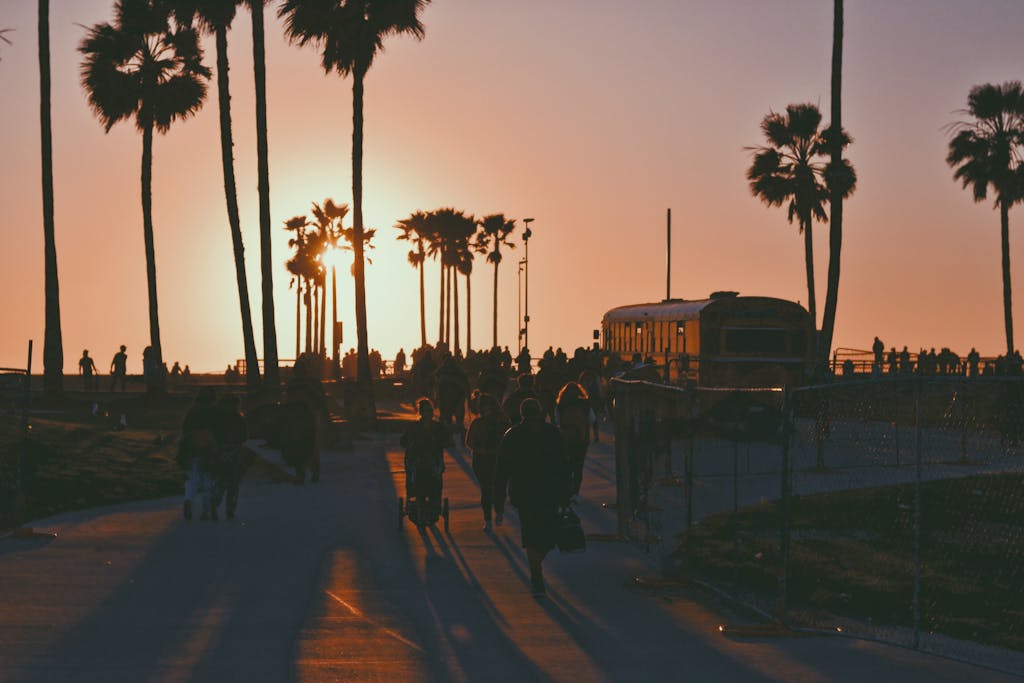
[[437, 259, 445, 345], [820, 0, 844, 364], [331, 265, 338, 365], [319, 278, 327, 356], [466, 270, 472, 353], [418, 245, 426, 348], [295, 278, 301, 359], [454, 267, 460, 355], [215, 26, 260, 387], [39, 0, 62, 395], [141, 114, 164, 392], [446, 266, 453, 347], [305, 284, 312, 353], [1001, 200, 1014, 354], [251, 0, 279, 385], [492, 247, 500, 350], [803, 216, 817, 327], [351, 67, 375, 411]]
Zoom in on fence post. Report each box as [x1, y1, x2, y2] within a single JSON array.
[[913, 378, 922, 649], [15, 340, 33, 527], [779, 388, 792, 626], [732, 438, 739, 584]]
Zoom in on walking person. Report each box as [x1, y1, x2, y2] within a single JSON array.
[[78, 350, 98, 391], [556, 382, 591, 497], [466, 393, 510, 532], [401, 398, 452, 522], [178, 388, 222, 521], [495, 398, 570, 596], [212, 394, 247, 519], [109, 345, 128, 392]]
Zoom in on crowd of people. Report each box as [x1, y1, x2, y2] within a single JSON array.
[[76, 344, 191, 392], [856, 337, 1024, 378], [398, 342, 608, 596]]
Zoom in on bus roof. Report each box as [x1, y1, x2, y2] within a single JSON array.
[[602, 296, 807, 324]]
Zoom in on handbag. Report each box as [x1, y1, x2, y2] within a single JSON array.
[[556, 506, 586, 553]]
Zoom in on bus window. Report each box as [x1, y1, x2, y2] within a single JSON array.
[[724, 328, 788, 354]]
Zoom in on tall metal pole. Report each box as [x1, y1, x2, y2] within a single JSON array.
[[522, 218, 534, 353], [666, 208, 671, 301], [517, 260, 524, 351]]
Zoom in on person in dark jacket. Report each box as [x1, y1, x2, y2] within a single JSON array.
[[212, 394, 247, 519], [401, 398, 452, 509], [495, 398, 570, 596], [436, 355, 470, 436], [466, 393, 510, 532], [502, 373, 538, 426], [179, 387, 221, 521], [556, 382, 591, 496]]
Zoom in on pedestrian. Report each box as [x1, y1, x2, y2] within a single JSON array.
[[109, 345, 128, 392], [495, 398, 570, 596], [872, 336, 884, 368], [394, 348, 407, 376], [178, 387, 221, 521], [400, 398, 452, 517], [78, 350, 98, 391], [556, 382, 591, 497], [212, 393, 247, 519], [502, 373, 538, 425], [435, 354, 469, 436], [466, 393, 510, 532]]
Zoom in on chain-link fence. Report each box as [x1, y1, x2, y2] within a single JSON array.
[[611, 376, 1024, 673]]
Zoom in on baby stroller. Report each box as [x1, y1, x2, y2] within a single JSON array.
[[398, 458, 450, 532]]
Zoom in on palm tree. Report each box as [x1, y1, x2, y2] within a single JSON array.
[[476, 214, 516, 350], [249, 0, 280, 385], [172, 0, 260, 386], [428, 208, 475, 352], [0, 29, 12, 61], [820, 0, 857, 364], [284, 215, 315, 355], [947, 82, 1024, 355], [80, 0, 209, 392], [396, 211, 430, 347], [747, 104, 832, 324], [39, 2, 63, 395], [279, 0, 430, 412]]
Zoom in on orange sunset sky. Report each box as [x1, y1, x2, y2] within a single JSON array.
[[2, 0, 1024, 372]]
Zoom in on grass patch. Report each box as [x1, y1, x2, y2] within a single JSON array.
[[0, 394, 197, 530], [681, 473, 1024, 650]]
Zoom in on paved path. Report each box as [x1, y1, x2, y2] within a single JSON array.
[[0, 423, 1020, 681]]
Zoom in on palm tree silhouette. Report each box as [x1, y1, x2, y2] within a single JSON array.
[[249, 0, 280, 385], [172, 1, 260, 386], [0, 29, 12, 61], [747, 104, 832, 325], [395, 211, 430, 348], [284, 215, 319, 355], [476, 214, 516, 350], [947, 82, 1024, 354], [820, 0, 857, 363], [39, 2, 64, 395], [428, 208, 475, 352], [279, 0, 430, 411], [80, 0, 209, 392]]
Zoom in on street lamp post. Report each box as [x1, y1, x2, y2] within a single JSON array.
[[522, 218, 534, 353]]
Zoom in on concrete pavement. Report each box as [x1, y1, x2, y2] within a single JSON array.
[[0, 419, 1020, 681]]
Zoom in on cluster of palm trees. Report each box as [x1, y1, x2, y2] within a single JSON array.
[[284, 199, 374, 361], [396, 210, 518, 356], [747, 0, 1021, 362], [38, 0, 429, 401]]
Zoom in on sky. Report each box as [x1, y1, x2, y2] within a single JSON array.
[[2, 0, 1024, 373]]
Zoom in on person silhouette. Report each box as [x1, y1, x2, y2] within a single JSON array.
[[109, 345, 128, 392], [79, 350, 98, 391]]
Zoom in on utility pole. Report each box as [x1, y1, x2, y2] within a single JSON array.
[[666, 208, 671, 301], [522, 218, 534, 352]]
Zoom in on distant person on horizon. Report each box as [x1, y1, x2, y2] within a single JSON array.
[[109, 345, 128, 392], [170, 361, 182, 387], [886, 347, 897, 375], [495, 397, 570, 596], [182, 365, 191, 383], [968, 348, 981, 377], [516, 347, 531, 374], [79, 350, 98, 391], [394, 348, 406, 376], [872, 337, 884, 368]]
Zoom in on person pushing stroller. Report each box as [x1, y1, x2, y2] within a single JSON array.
[[400, 398, 452, 528]]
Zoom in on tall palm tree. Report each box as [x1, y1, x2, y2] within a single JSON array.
[[80, 0, 209, 392], [476, 214, 516, 350], [172, 0, 260, 386], [0, 28, 12, 62], [747, 104, 832, 324], [820, 0, 857, 364], [249, 0, 279, 385], [284, 215, 315, 355], [279, 0, 430, 411], [39, 2, 63, 395], [396, 211, 429, 347], [947, 82, 1024, 355]]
